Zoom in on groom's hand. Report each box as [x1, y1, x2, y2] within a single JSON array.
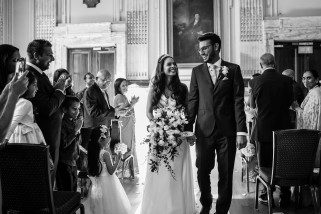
[[236, 135, 247, 150]]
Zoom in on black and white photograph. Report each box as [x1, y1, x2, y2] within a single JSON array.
[[1, 0, 321, 214]]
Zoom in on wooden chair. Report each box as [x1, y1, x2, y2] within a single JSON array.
[[0, 143, 85, 214], [255, 129, 321, 214]]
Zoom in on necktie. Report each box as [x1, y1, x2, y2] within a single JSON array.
[[103, 90, 111, 109], [208, 64, 219, 84]]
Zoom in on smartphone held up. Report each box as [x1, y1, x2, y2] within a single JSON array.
[[15, 57, 26, 74]]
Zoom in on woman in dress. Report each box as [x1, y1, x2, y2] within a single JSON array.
[[114, 78, 139, 178], [295, 69, 321, 206], [138, 54, 196, 214]]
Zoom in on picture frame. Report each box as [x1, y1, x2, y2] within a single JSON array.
[[167, 0, 214, 67]]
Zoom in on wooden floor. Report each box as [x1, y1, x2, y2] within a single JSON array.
[[80, 86, 316, 214], [81, 147, 315, 214]]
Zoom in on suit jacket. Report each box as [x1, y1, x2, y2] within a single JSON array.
[[188, 60, 247, 138], [28, 66, 65, 164], [83, 83, 115, 128], [250, 68, 293, 143]]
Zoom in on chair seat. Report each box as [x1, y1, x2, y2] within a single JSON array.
[[53, 191, 82, 214], [259, 167, 272, 183]]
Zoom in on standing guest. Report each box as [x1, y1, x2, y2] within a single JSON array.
[[295, 69, 321, 206], [282, 69, 305, 129], [53, 68, 75, 96], [0, 44, 27, 141], [83, 69, 115, 128], [87, 125, 131, 214], [282, 69, 305, 105], [56, 96, 82, 192], [0, 44, 20, 94], [77, 72, 95, 102], [187, 32, 247, 214], [114, 78, 139, 178], [0, 70, 29, 214], [250, 53, 293, 208], [27, 39, 66, 183], [5, 72, 46, 145]]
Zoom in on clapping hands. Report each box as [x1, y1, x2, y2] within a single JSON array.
[[9, 70, 29, 96], [54, 74, 67, 91], [130, 95, 139, 107]]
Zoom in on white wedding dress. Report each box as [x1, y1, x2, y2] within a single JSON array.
[[137, 95, 196, 214]]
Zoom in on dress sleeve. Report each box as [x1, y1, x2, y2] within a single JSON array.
[[6, 99, 32, 139], [114, 95, 129, 117]]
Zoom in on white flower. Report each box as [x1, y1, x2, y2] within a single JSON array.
[[168, 134, 175, 141], [164, 125, 169, 131], [221, 66, 229, 76], [159, 140, 165, 146], [114, 142, 128, 155]]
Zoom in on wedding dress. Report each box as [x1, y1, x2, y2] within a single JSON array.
[[137, 94, 196, 214]]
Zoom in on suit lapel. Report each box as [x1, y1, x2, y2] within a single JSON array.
[[94, 83, 108, 109]]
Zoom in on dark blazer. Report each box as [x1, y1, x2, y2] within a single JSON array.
[[28, 66, 65, 167], [83, 83, 114, 128], [188, 60, 247, 138], [250, 68, 293, 143]]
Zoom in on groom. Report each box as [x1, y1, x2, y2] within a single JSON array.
[[187, 32, 247, 214]]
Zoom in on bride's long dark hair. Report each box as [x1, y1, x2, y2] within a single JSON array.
[[151, 54, 187, 109]]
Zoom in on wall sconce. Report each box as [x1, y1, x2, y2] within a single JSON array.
[[83, 0, 100, 8]]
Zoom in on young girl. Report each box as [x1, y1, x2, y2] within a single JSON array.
[[5, 72, 46, 144], [87, 125, 131, 214]]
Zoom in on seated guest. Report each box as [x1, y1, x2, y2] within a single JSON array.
[[83, 69, 115, 128], [53, 68, 75, 96], [56, 96, 82, 192], [114, 78, 139, 178]]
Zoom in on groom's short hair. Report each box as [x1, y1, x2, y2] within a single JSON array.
[[198, 32, 221, 52]]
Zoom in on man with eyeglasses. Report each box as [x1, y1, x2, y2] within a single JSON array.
[[187, 32, 247, 214], [83, 69, 115, 129]]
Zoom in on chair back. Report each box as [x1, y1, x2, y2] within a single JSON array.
[[271, 129, 321, 186], [0, 143, 55, 213]]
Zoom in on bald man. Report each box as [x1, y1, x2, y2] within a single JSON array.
[[282, 69, 305, 105], [83, 69, 115, 128], [250, 53, 293, 208]]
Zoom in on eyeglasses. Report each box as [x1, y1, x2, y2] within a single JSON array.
[[198, 44, 212, 53], [96, 76, 111, 83]]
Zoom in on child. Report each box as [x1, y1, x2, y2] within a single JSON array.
[[56, 96, 82, 192], [87, 125, 131, 214], [5, 72, 46, 145]]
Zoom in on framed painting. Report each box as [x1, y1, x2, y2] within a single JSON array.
[[168, 0, 214, 66]]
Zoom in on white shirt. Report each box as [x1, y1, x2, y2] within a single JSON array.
[[100, 88, 111, 108]]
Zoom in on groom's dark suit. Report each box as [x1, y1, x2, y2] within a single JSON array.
[[188, 60, 247, 214]]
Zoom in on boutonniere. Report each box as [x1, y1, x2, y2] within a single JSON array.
[[221, 66, 229, 76]]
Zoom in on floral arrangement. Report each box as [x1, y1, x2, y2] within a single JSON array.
[[221, 66, 229, 76], [114, 142, 128, 155], [143, 99, 188, 177]]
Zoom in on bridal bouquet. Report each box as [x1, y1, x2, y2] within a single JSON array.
[[143, 100, 188, 177]]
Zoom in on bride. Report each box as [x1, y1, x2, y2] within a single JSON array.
[[138, 54, 196, 214]]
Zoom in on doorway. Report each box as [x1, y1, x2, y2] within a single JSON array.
[[67, 47, 116, 105], [274, 41, 321, 84]]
